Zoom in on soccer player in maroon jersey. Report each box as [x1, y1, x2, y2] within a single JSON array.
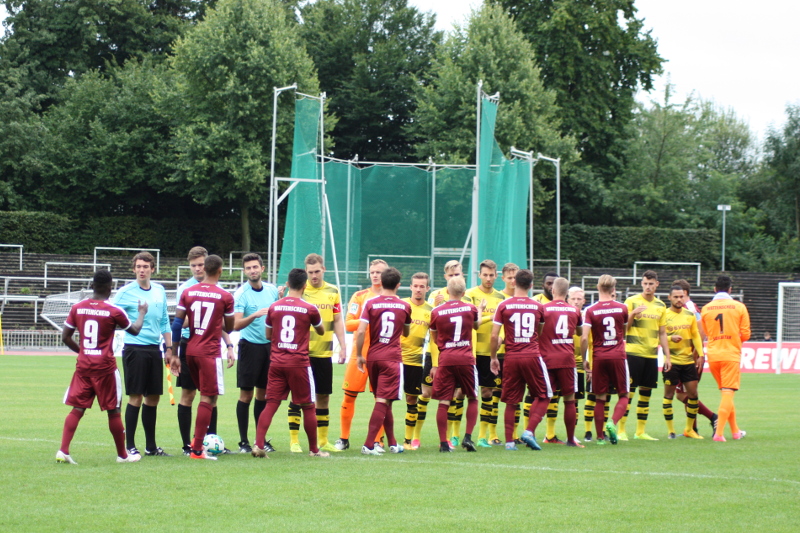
[[580, 275, 630, 445], [356, 267, 412, 455], [429, 276, 481, 453], [57, 270, 147, 464], [490, 269, 551, 451], [251, 269, 327, 458], [172, 255, 235, 460], [539, 277, 583, 448]]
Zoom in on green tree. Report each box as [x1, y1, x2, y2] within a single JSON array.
[[763, 104, 800, 239], [495, 0, 663, 176], [300, 0, 440, 161], [169, 0, 320, 250]]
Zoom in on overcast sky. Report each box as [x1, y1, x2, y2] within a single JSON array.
[[3, 1, 798, 140]]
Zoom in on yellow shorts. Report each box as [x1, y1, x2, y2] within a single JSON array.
[[342, 356, 369, 392], [709, 360, 740, 391]]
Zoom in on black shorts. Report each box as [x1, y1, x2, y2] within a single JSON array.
[[423, 355, 434, 388], [575, 371, 585, 400], [309, 357, 333, 396], [476, 354, 502, 389], [627, 354, 658, 389], [176, 338, 196, 391], [663, 363, 699, 387], [403, 364, 423, 395], [237, 340, 270, 390], [122, 344, 163, 396]]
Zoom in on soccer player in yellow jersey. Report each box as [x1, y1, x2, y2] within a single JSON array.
[[287, 254, 348, 453], [496, 263, 519, 442], [413, 260, 466, 449], [662, 285, 704, 439], [700, 276, 751, 442], [620, 270, 670, 441], [335, 259, 387, 451], [466, 259, 507, 447], [401, 273, 432, 449]]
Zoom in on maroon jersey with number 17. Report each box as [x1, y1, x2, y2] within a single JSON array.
[[177, 283, 235, 358], [492, 297, 543, 358], [65, 299, 131, 376], [266, 297, 322, 367], [539, 300, 582, 369], [360, 295, 412, 362], [584, 300, 628, 360], [430, 300, 479, 365]]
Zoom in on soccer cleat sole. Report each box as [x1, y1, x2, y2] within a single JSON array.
[[520, 430, 541, 451], [309, 450, 331, 457], [117, 454, 142, 463]]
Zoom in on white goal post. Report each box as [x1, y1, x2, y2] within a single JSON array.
[[776, 282, 800, 375]]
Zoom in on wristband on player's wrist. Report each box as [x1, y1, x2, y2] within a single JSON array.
[[226, 344, 234, 348]]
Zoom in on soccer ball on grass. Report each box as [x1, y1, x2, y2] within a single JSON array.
[[203, 434, 225, 455]]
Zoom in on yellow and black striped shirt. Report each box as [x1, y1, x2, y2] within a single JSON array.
[[465, 286, 507, 356], [401, 298, 432, 366], [665, 307, 702, 366], [624, 294, 667, 359], [302, 281, 342, 358]]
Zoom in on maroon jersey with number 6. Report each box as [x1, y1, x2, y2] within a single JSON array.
[[360, 295, 412, 362], [492, 297, 543, 358], [65, 299, 131, 376], [539, 300, 582, 369], [430, 300, 479, 366], [584, 300, 628, 360], [177, 283, 235, 358], [266, 297, 322, 367]]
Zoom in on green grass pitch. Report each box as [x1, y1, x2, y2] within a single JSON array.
[[1, 355, 798, 532]]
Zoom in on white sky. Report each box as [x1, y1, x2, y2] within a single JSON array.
[[4, 1, 798, 140]]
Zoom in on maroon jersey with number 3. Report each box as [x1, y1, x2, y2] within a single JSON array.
[[584, 300, 628, 360], [65, 299, 131, 376], [539, 300, 582, 369], [492, 297, 543, 358], [360, 295, 412, 362], [266, 297, 322, 367], [430, 300, 479, 366], [177, 283, 235, 358]]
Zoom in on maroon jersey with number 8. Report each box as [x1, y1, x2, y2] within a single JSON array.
[[360, 295, 412, 362], [266, 297, 322, 367], [430, 300, 479, 366]]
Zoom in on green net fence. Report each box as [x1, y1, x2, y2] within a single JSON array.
[[277, 96, 531, 302]]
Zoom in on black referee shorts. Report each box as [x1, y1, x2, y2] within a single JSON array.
[[176, 338, 196, 391], [627, 354, 658, 389], [122, 344, 164, 396], [237, 340, 270, 391], [309, 356, 333, 396]]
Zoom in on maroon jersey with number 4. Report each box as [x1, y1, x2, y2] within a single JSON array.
[[539, 300, 582, 369], [360, 295, 412, 362], [65, 299, 131, 376], [266, 297, 322, 367], [177, 283, 235, 358], [584, 300, 628, 360], [492, 297, 543, 358], [430, 300, 479, 366]]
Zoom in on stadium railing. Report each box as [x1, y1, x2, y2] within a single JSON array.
[[228, 251, 268, 274], [94, 247, 160, 273], [632, 261, 701, 286], [44, 262, 111, 288], [0, 244, 24, 270]]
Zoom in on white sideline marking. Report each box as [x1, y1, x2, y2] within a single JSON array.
[[357, 457, 800, 486], [0, 436, 108, 447]]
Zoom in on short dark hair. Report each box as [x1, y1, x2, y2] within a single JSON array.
[[92, 269, 113, 291], [411, 272, 429, 283], [204, 255, 223, 275], [187, 246, 208, 261], [543, 271, 558, 281], [715, 275, 732, 293], [673, 279, 691, 295], [516, 269, 534, 291], [132, 252, 155, 270], [381, 267, 402, 289], [643, 270, 658, 280], [242, 253, 262, 266], [669, 285, 685, 294], [287, 268, 307, 290]]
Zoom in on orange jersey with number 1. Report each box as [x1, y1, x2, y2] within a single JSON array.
[[700, 296, 750, 363]]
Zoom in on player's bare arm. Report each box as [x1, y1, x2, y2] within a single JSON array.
[[61, 324, 79, 353], [355, 321, 368, 372], [333, 313, 347, 364], [580, 326, 591, 375], [233, 308, 269, 331], [429, 330, 438, 380], [489, 323, 501, 375], [659, 326, 671, 372]]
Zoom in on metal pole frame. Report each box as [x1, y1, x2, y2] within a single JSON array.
[[537, 154, 562, 277], [510, 148, 537, 271], [268, 84, 297, 283]]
